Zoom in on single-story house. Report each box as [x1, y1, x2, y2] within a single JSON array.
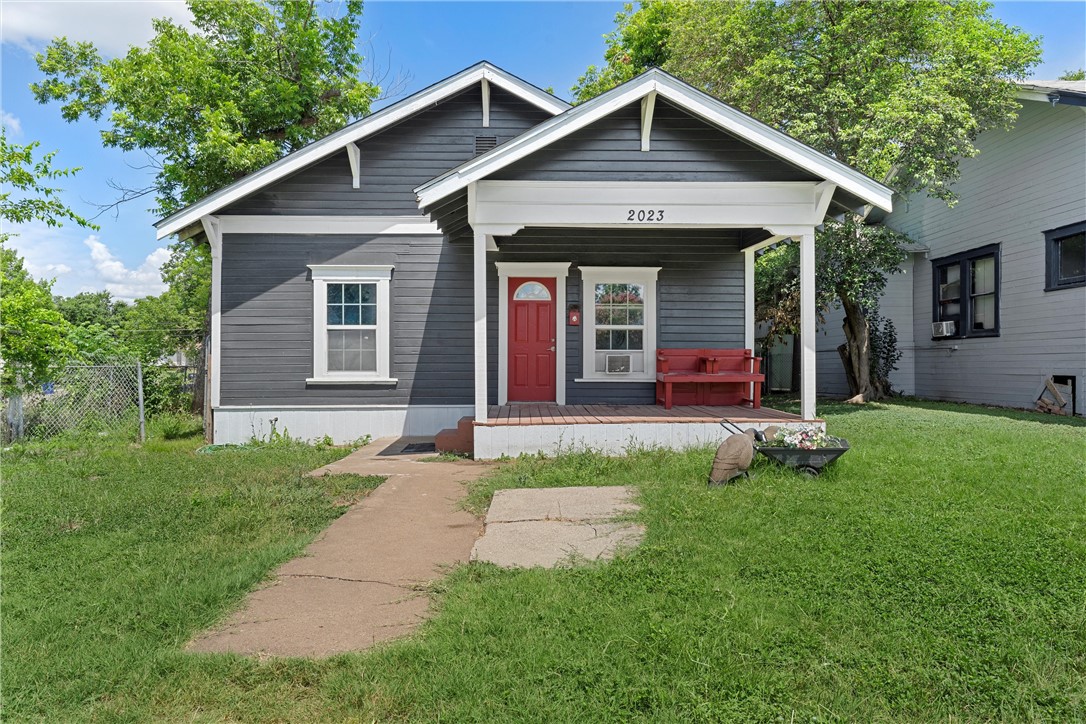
[[154, 62, 893, 457], [812, 79, 1085, 417]]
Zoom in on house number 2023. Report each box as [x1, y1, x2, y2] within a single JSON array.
[[627, 209, 665, 222]]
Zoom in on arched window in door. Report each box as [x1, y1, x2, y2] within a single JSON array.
[[513, 281, 552, 300]]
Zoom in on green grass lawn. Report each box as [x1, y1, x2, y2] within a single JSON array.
[[3, 402, 1085, 721]]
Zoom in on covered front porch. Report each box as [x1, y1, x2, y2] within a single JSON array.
[[416, 69, 892, 457], [473, 402, 807, 458]]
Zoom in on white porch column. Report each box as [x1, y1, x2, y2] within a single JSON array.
[[743, 247, 755, 351], [744, 247, 757, 404], [473, 229, 489, 423], [799, 230, 817, 420]]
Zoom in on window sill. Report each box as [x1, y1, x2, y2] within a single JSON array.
[[306, 377, 398, 385], [574, 376, 655, 383], [929, 334, 999, 342], [1044, 281, 1086, 292]]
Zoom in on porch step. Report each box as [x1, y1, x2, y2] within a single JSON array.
[[435, 416, 474, 456]]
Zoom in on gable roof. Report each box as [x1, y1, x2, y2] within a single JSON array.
[[415, 68, 893, 212], [155, 62, 569, 239]]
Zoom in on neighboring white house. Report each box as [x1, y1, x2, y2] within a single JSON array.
[[815, 80, 1086, 416]]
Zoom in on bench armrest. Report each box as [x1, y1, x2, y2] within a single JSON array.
[[656, 354, 670, 374]]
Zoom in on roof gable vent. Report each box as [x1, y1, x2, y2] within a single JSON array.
[[474, 135, 498, 156]]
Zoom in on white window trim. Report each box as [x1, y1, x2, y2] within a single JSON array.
[[495, 261, 570, 405], [579, 266, 660, 383], [307, 264, 397, 385]]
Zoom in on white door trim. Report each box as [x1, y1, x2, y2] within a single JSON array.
[[495, 261, 571, 406]]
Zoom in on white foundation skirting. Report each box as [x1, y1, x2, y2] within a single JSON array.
[[214, 405, 474, 444], [472, 419, 824, 460]]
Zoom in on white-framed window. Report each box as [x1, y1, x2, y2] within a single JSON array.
[[307, 265, 395, 384], [579, 266, 660, 382]]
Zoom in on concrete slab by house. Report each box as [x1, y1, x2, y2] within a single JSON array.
[[471, 486, 644, 568], [187, 437, 493, 659]]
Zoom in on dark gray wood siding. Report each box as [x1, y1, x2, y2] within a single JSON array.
[[221, 85, 553, 216], [220, 233, 476, 406], [491, 98, 819, 183], [488, 227, 745, 405], [220, 228, 744, 408]]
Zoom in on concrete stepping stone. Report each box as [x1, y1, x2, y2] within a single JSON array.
[[472, 486, 644, 568]]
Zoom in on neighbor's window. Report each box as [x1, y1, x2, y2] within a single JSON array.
[[307, 265, 394, 383], [1045, 221, 1086, 291], [580, 267, 659, 380], [931, 245, 1000, 338]]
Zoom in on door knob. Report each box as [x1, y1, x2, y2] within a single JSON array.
[[548, 346, 556, 352]]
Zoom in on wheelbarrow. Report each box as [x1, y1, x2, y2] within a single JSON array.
[[720, 420, 849, 476]]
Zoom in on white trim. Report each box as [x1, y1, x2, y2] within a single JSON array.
[[213, 404, 473, 445], [345, 142, 360, 189], [495, 261, 571, 406], [799, 230, 817, 420], [217, 404, 430, 410], [481, 78, 491, 128], [813, 181, 837, 220], [217, 215, 441, 236], [200, 215, 223, 409], [579, 266, 661, 383], [155, 62, 569, 239], [305, 377, 398, 385], [470, 179, 827, 229], [415, 69, 893, 212], [474, 418, 822, 459], [308, 264, 395, 277], [742, 234, 789, 253], [640, 90, 657, 152], [744, 248, 755, 353], [308, 264, 394, 384], [473, 230, 489, 422]]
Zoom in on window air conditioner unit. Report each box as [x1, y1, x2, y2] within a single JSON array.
[[605, 354, 632, 374], [932, 321, 957, 338]]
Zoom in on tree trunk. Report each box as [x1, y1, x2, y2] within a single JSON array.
[[839, 294, 887, 401]]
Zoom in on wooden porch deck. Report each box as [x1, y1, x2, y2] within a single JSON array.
[[482, 403, 801, 427]]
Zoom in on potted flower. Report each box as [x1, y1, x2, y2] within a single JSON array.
[[756, 425, 850, 476]]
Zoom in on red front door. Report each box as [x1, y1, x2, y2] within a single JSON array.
[[508, 277, 557, 402]]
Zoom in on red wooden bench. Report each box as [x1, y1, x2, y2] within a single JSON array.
[[655, 348, 764, 409]]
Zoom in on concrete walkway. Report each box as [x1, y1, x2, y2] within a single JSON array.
[[187, 438, 492, 658]]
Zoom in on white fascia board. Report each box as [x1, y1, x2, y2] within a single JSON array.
[[1016, 88, 1053, 103], [155, 62, 568, 240], [218, 215, 441, 235], [416, 69, 894, 213]]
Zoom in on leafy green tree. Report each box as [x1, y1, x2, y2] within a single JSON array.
[[68, 323, 135, 364], [573, 2, 676, 103], [577, 0, 1040, 399], [1058, 69, 1085, 81], [1, 130, 98, 392], [55, 291, 130, 328], [1, 248, 75, 392], [33, 0, 380, 216], [0, 129, 95, 243], [32, 0, 382, 414]]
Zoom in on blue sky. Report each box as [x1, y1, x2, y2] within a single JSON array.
[[2, 0, 1083, 300]]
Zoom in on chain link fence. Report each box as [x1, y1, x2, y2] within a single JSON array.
[[1, 363, 196, 444]]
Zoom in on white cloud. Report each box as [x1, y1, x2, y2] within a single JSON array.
[[1, 110, 22, 136], [84, 235, 169, 301], [37, 262, 73, 275], [1, 1, 194, 57], [9, 223, 168, 302]]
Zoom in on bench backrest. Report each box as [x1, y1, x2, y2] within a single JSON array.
[[656, 348, 703, 373], [657, 348, 755, 374]]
